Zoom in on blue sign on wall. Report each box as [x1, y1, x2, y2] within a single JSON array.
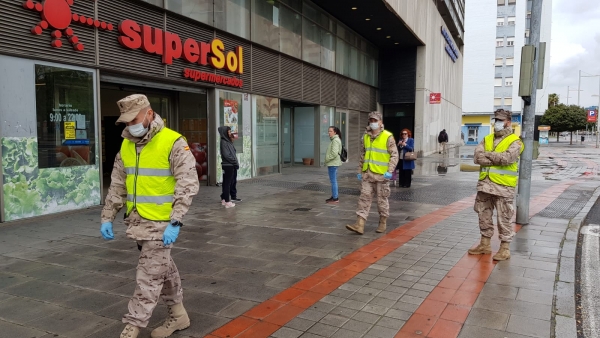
[[441, 27, 459, 63], [511, 114, 522, 124]]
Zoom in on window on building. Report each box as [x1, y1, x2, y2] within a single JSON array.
[[321, 30, 336, 72], [505, 97, 513, 105], [497, 18, 505, 26], [494, 98, 502, 106], [253, 95, 280, 176], [495, 78, 503, 87], [508, 0, 516, 3], [35, 65, 96, 168], [336, 37, 350, 77], [525, 29, 530, 38], [495, 58, 503, 66], [279, 0, 301, 12], [251, 0, 280, 51], [496, 38, 504, 47], [166, 0, 213, 25], [506, 57, 514, 65], [507, 37, 515, 46], [505, 77, 513, 86], [527, 11, 532, 18], [280, 4, 302, 58], [508, 17, 516, 25], [497, 0, 505, 5], [214, 0, 250, 39], [302, 18, 321, 67]]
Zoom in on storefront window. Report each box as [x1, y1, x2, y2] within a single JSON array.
[[321, 30, 335, 71], [319, 106, 334, 166], [280, 5, 302, 59], [253, 96, 279, 176], [219, 91, 244, 153], [35, 65, 96, 168], [166, 0, 214, 25], [215, 0, 250, 39], [302, 18, 321, 66], [179, 92, 208, 181], [251, 0, 280, 51]]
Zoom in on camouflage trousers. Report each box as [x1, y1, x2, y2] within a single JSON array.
[[356, 179, 391, 219], [474, 191, 515, 242], [122, 240, 183, 328]]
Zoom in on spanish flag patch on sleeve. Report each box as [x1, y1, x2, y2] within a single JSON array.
[[184, 146, 190, 151]]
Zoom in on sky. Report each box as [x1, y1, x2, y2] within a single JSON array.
[[546, 0, 600, 108]]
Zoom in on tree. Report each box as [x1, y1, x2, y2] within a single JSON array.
[[540, 104, 587, 144], [548, 93, 559, 107]]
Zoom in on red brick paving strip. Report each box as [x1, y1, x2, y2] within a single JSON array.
[[205, 182, 572, 338]]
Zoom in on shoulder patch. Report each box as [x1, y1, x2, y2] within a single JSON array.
[[184, 146, 190, 151]]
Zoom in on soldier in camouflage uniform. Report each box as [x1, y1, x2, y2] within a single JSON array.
[[99, 94, 199, 338], [469, 109, 523, 261], [346, 112, 399, 234]]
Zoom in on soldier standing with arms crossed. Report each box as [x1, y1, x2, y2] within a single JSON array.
[[346, 112, 399, 234], [468, 109, 523, 261], [99, 94, 199, 338]]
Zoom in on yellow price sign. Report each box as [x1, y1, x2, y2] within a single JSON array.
[[64, 121, 76, 139]]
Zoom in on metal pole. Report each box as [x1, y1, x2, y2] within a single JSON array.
[[516, 0, 543, 225]]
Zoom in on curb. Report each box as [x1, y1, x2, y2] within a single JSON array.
[[552, 184, 600, 338]]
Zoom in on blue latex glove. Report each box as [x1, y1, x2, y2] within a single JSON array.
[[357, 173, 362, 180], [383, 172, 393, 180], [163, 222, 180, 246], [100, 222, 114, 240]]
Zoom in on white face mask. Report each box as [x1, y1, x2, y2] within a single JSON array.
[[370, 122, 380, 130], [494, 120, 505, 132], [129, 116, 149, 137]]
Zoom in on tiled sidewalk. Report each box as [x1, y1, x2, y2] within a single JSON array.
[[205, 182, 575, 338]]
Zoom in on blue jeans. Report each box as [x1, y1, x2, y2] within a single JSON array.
[[328, 166, 339, 199]]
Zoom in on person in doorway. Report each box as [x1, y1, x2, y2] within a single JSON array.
[[468, 109, 523, 261], [397, 129, 416, 188], [99, 94, 199, 338], [325, 126, 343, 204], [438, 129, 449, 155], [346, 112, 399, 234], [219, 126, 241, 208]]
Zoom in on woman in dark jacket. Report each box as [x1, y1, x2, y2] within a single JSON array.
[[218, 126, 240, 208], [397, 128, 416, 188]]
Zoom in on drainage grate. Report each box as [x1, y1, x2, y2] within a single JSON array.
[[293, 208, 312, 211]]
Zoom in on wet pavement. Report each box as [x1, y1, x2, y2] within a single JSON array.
[[0, 144, 599, 338]]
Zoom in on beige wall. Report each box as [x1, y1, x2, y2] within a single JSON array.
[[385, 0, 464, 156]]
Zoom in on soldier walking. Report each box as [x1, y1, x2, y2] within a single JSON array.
[[99, 94, 199, 338], [468, 109, 523, 261], [346, 112, 399, 234]]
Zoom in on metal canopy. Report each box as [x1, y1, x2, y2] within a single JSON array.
[[311, 0, 423, 50]]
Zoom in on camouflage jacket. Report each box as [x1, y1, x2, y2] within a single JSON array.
[[474, 128, 522, 198], [358, 126, 399, 182], [101, 113, 199, 240]]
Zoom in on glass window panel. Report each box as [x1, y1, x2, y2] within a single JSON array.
[[506, 57, 514, 65], [494, 98, 502, 105], [349, 45, 359, 80], [166, 0, 213, 25], [495, 78, 502, 86], [319, 106, 334, 166], [320, 30, 335, 71], [280, 5, 302, 58], [251, 0, 280, 50], [505, 97, 513, 105], [215, 0, 250, 39], [303, 18, 321, 66], [495, 58, 503, 66], [219, 91, 244, 152], [179, 92, 209, 181], [505, 77, 513, 86], [335, 37, 349, 76], [35, 65, 96, 168], [303, 1, 318, 23], [253, 95, 280, 176], [280, 0, 301, 12]]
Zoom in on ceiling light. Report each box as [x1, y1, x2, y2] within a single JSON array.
[[395, 42, 399, 45], [366, 18, 370, 21], [352, 7, 357, 10], [386, 36, 391, 38], [377, 28, 382, 30]]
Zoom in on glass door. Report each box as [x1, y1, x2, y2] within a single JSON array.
[[282, 105, 293, 167]]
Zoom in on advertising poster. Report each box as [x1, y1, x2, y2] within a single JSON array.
[[223, 99, 239, 134]]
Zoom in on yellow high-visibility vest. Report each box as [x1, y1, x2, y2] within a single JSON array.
[[120, 128, 181, 221], [362, 130, 393, 174], [479, 133, 524, 187]]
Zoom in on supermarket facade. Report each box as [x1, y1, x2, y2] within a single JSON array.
[[0, 0, 464, 221]]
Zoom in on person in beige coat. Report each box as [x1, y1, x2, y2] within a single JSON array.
[[100, 94, 199, 338]]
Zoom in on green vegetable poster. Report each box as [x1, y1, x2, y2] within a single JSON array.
[[2, 137, 100, 221]]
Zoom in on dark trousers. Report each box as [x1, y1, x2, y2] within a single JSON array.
[[399, 169, 412, 187], [221, 166, 238, 201]]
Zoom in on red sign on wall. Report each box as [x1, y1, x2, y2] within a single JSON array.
[[587, 109, 597, 123], [429, 93, 441, 104]]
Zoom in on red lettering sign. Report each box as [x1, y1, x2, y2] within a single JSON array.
[[23, 0, 113, 51], [429, 93, 441, 104], [183, 68, 244, 88], [118, 20, 244, 74]]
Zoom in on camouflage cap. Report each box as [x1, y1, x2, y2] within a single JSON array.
[[494, 109, 512, 121], [368, 111, 383, 121], [115, 94, 150, 125]]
